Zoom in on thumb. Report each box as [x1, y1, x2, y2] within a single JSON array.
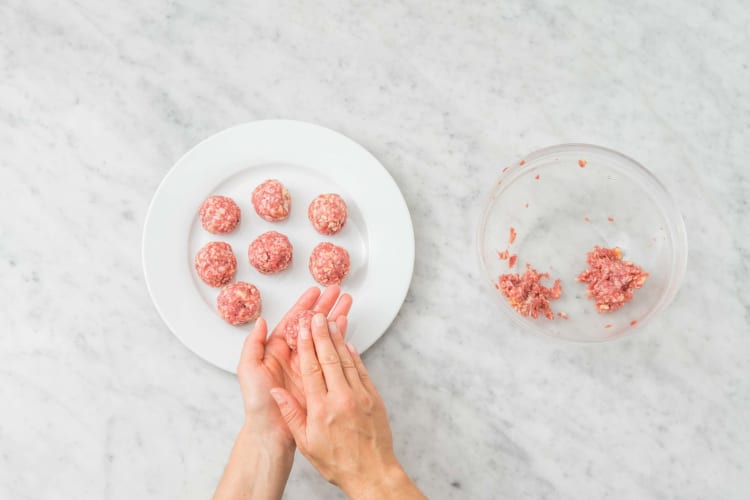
[[270, 388, 307, 446], [239, 318, 267, 369]]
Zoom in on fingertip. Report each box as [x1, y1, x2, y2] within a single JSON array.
[[254, 317, 269, 340], [336, 294, 353, 314], [321, 284, 340, 301], [312, 312, 326, 327], [298, 286, 321, 306], [239, 319, 267, 366], [346, 342, 357, 355]]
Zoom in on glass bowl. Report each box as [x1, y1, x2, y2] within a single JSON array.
[[478, 144, 687, 342]]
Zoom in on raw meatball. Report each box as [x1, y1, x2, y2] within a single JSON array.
[[217, 282, 262, 325], [308, 194, 347, 235], [199, 195, 241, 234], [252, 179, 291, 222], [194, 241, 237, 287], [309, 242, 350, 285], [248, 231, 293, 274], [282, 309, 315, 350]]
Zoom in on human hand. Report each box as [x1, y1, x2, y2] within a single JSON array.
[[269, 313, 425, 499], [237, 286, 352, 449]]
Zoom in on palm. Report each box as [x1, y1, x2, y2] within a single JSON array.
[[237, 349, 293, 444], [237, 286, 351, 441], [265, 336, 306, 407]]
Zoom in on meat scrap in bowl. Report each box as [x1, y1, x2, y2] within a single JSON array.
[[497, 264, 562, 320], [577, 246, 648, 313]]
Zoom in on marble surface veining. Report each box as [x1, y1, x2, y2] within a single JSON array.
[[1, 0, 749, 498]]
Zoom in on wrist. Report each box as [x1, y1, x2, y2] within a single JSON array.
[[215, 423, 296, 500], [344, 461, 415, 500], [240, 421, 295, 457]]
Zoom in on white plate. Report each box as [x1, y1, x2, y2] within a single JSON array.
[[142, 120, 414, 373]]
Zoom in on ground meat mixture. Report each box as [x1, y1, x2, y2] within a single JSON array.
[[252, 179, 291, 222], [308, 194, 347, 235], [194, 241, 237, 287], [577, 246, 649, 313], [309, 242, 350, 285], [282, 309, 315, 350], [217, 282, 262, 325], [248, 231, 293, 274], [496, 264, 562, 320], [199, 195, 241, 234]]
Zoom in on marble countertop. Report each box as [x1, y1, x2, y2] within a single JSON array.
[[2, 1, 748, 498]]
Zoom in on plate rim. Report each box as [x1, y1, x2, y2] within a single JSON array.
[[142, 119, 415, 371]]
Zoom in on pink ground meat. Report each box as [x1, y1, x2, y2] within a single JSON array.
[[308, 194, 347, 235], [497, 264, 563, 320], [309, 242, 350, 285], [194, 241, 237, 287], [282, 309, 315, 350], [252, 179, 291, 222], [248, 231, 293, 274], [199, 195, 241, 234], [577, 246, 649, 313], [216, 282, 262, 325]]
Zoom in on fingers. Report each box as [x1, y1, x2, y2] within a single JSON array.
[[290, 286, 321, 313], [328, 293, 352, 320], [270, 287, 321, 340], [312, 285, 342, 316], [336, 315, 348, 339], [347, 342, 378, 396], [271, 287, 351, 346], [328, 320, 363, 391], [297, 318, 328, 400], [270, 388, 306, 447], [310, 313, 349, 393], [238, 317, 268, 369]]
